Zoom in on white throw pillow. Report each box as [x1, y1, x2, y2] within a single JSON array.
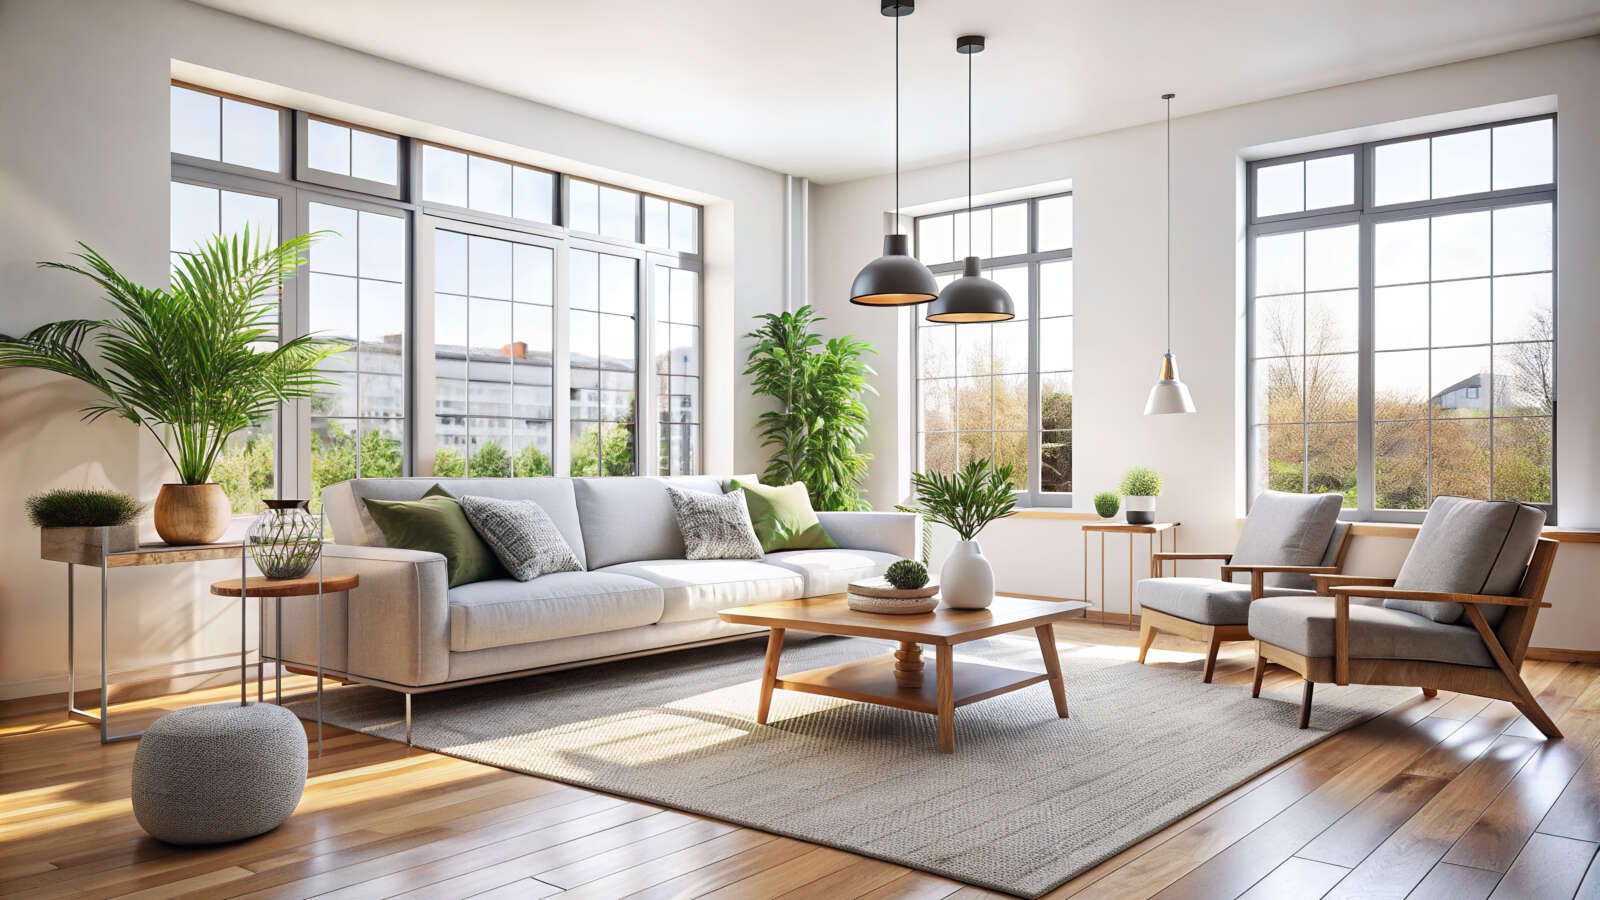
[[459, 495, 583, 581], [665, 486, 764, 560]]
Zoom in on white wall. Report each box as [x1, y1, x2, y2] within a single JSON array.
[[0, 0, 791, 699], [811, 38, 1600, 651]]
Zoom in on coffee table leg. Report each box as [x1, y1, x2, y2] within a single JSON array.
[[936, 644, 954, 753], [756, 627, 785, 725], [894, 641, 924, 686], [1035, 624, 1070, 718]]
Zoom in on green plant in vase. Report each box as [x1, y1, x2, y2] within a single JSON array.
[[909, 460, 1018, 609], [0, 229, 342, 544], [1093, 491, 1120, 519], [1120, 465, 1163, 524]]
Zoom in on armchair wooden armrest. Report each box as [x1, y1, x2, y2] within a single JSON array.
[[1219, 564, 1341, 601], [1311, 574, 1396, 596], [1151, 552, 1232, 561], [1325, 585, 1547, 608]]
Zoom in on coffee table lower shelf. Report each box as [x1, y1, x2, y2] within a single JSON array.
[[773, 655, 1052, 714]]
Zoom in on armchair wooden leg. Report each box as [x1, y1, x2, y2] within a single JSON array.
[[1201, 630, 1223, 684], [1298, 680, 1314, 729], [1138, 622, 1157, 664], [1251, 643, 1267, 699], [1514, 699, 1562, 740], [1421, 687, 1437, 698]]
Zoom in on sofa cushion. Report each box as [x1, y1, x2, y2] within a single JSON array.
[[1231, 491, 1344, 590], [364, 491, 506, 588], [667, 486, 764, 560], [764, 548, 899, 596], [459, 495, 583, 580], [1249, 595, 1493, 668], [328, 477, 587, 569], [573, 475, 757, 569], [729, 479, 838, 553], [447, 572, 664, 652], [599, 558, 804, 624], [1138, 577, 1314, 627], [1387, 496, 1546, 626]]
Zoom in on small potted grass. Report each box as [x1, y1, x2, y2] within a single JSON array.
[[29, 488, 144, 563]]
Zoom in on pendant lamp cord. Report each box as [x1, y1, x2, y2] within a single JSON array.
[[893, 11, 901, 236], [967, 48, 973, 249], [1164, 94, 1172, 355]]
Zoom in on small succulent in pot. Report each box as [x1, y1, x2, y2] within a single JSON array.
[[1093, 491, 1120, 519], [884, 558, 929, 591]]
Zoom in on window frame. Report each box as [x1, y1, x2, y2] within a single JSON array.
[[171, 81, 707, 506], [1245, 114, 1557, 523], [909, 191, 1075, 508]]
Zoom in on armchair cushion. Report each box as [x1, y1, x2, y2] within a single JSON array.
[[1232, 491, 1345, 590], [1249, 595, 1494, 668], [1138, 577, 1313, 626], [1386, 496, 1545, 626]]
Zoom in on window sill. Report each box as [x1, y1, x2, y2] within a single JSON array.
[[1008, 508, 1103, 521]]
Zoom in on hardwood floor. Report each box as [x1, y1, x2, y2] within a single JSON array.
[[4, 619, 1598, 899]]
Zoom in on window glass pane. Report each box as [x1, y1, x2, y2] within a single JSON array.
[[600, 254, 637, 315], [171, 182, 218, 254], [358, 211, 405, 282], [1493, 273, 1552, 343], [1253, 294, 1302, 358], [513, 167, 556, 224], [1041, 372, 1071, 431], [1430, 420, 1490, 500], [1493, 416, 1551, 502], [513, 244, 554, 304], [1305, 224, 1357, 292], [956, 323, 992, 376], [469, 156, 513, 217], [1255, 424, 1305, 495], [921, 432, 956, 475], [171, 86, 219, 159], [1431, 129, 1489, 198], [599, 187, 638, 240], [1430, 210, 1490, 280], [469, 235, 512, 299], [1038, 260, 1072, 318], [1375, 420, 1426, 509], [919, 325, 953, 379], [1256, 161, 1303, 217], [1305, 291, 1356, 354], [307, 119, 350, 175], [1492, 120, 1553, 190], [1306, 423, 1356, 505], [1374, 219, 1428, 286], [1493, 203, 1552, 275], [1306, 354, 1357, 421], [644, 196, 669, 247], [1374, 138, 1429, 205], [1375, 284, 1429, 351], [221, 99, 279, 172], [1374, 350, 1429, 419], [991, 203, 1027, 257], [423, 145, 467, 207], [351, 130, 398, 184], [1305, 154, 1354, 209], [1254, 231, 1303, 295], [568, 180, 599, 233], [1431, 346, 1490, 418], [1429, 279, 1489, 347], [309, 203, 357, 275], [1040, 429, 1070, 493], [1039, 318, 1072, 372], [1253, 357, 1303, 425], [1036, 195, 1072, 250], [434, 229, 467, 294], [953, 208, 991, 259], [670, 268, 699, 325], [669, 202, 698, 252], [918, 215, 953, 265]]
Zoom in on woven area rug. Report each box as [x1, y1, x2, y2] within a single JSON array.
[[294, 634, 1410, 897]]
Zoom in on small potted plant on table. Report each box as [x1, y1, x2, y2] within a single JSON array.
[[29, 488, 144, 563], [1120, 466, 1163, 525]]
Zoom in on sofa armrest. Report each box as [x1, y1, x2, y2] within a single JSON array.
[[318, 543, 451, 687], [816, 511, 920, 559]]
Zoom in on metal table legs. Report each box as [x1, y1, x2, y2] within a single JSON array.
[[63, 562, 141, 743]]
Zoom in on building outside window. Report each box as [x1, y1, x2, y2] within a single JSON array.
[[1247, 115, 1555, 519], [168, 81, 704, 513], [912, 193, 1074, 505]]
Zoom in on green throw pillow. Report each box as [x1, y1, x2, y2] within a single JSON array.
[[364, 485, 506, 588], [729, 479, 837, 553]]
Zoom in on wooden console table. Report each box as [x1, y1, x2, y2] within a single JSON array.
[[1081, 521, 1180, 629]]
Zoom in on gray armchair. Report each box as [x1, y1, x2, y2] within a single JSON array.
[[1248, 496, 1558, 736], [1136, 491, 1351, 682]]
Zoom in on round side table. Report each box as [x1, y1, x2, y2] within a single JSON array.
[[209, 572, 357, 756]]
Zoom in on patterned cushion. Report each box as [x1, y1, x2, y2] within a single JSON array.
[[665, 486, 764, 561], [459, 495, 584, 582]]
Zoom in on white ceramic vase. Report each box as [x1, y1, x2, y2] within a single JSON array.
[[940, 539, 995, 609], [1124, 495, 1157, 525]]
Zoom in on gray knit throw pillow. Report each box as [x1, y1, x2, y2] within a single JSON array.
[[459, 495, 583, 581], [666, 486, 763, 560]]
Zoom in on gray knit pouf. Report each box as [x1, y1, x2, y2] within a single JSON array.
[[131, 702, 307, 845]]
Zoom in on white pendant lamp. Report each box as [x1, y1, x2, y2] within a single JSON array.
[[1144, 92, 1197, 416]]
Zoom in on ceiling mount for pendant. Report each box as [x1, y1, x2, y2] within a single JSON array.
[[851, 0, 939, 307], [925, 32, 1015, 324]]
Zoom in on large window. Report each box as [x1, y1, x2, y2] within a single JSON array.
[[1248, 116, 1555, 519], [169, 81, 704, 512], [912, 193, 1074, 504]]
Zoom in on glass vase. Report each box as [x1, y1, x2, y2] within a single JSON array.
[[247, 499, 321, 579]]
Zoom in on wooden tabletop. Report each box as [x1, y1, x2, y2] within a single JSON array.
[[1081, 521, 1180, 534], [209, 573, 359, 597], [718, 594, 1088, 646]]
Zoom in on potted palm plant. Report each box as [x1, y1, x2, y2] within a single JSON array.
[[906, 460, 1018, 609], [0, 230, 340, 544]]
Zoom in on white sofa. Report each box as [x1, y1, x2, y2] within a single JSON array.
[[272, 475, 916, 704]]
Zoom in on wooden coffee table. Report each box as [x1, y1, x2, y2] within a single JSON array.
[[719, 595, 1088, 752]]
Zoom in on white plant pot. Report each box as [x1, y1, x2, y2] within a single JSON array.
[[940, 539, 995, 609], [1124, 495, 1157, 525]]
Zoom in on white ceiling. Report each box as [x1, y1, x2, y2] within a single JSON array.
[[193, 0, 1600, 183]]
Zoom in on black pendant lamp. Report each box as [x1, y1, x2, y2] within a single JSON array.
[[925, 34, 1014, 323], [850, 0, 939, 307], [1144, 92, 1197, 415]]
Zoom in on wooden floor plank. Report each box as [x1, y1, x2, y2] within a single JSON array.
[[773, 855, 911, 899], [1486, 832, 1598, 900], [1404, 861, 1503, 900], [1235, 856, 1347, 899], [1442, 737, 1589, 871]]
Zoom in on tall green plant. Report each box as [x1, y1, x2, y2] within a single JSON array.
[[744, 305, 875, 511], [0, 229, 341, 485], [908, 460, 1019, 541]]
